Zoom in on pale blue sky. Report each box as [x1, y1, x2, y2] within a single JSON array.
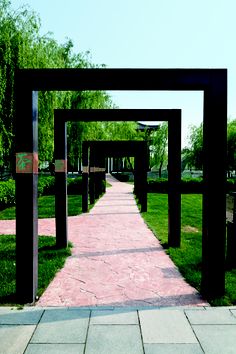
[[10, 0, 236, 146]]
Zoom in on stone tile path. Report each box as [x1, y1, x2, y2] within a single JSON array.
[[0, 174, 208, 307], [2, 306, 236, 354]]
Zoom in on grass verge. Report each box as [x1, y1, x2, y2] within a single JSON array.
[[0, 234, 72, 305], [142, 193, 236, 306], [0, 195, 83, 219]]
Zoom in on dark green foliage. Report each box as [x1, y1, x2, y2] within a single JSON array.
[[111, 172, 132, 182], [227, 120, 236, 175], [0, 179, 15, 209], [147, 177, 236, 193], [179, 177, 203, 193], [0, 174, 83, 219], [148, 178, 169, 193], [38, 175, 83, 196], [147, 177, 203, 193], [149, 122, 168, 176], [38, 176, 55, 196], [0, 234, 72, 303], [67, 176, 83, 194], [227, 178, 236, 192], [183, 119, 236, 175], [183, 124, 203, 170]]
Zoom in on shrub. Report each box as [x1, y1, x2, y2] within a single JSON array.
[[147, 177, 236, 193], [38, 176, 55, 196], [0, 179, 16, 209], [227, 178, 236, 192], [148, 178, 169, 193], [111, 172, 131, 182], [147, 177, 203, 193], [67, 176, 83, 195], [0, 175, 83, 211]]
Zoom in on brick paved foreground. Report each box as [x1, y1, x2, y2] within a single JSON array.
[[0, 174, 208, 307]]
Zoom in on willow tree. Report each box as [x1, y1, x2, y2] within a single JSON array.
[[0, 0, 141, 172], [0, 1, 93, 168], [150, 122, 168, 177]]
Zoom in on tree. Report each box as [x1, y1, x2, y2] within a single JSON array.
[[183, 119, 236, 175], [149, 122, 168, 177], [183, 123, 203, 170], [0, 1, 114, 169], [0, 1, 143, 172], [227, 119, 236, 176]]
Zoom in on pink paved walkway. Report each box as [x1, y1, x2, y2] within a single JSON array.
[[0, 175, 208, 307]]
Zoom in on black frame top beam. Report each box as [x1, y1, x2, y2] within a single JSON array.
[[55, 108, 181, 122], [16, 68, 226, 91], [83, 140, 148, 157]]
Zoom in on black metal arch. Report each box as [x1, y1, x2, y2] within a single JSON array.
[[54, 108, 182, 252], [15, 68, 227, 302], [81, 140, 148, 211]]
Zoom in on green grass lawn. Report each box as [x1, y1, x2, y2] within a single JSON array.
[[0, 195, 83, 219], [142, 193, 236, 306], [0, 194, 84, 304], [0, 234, 72, 305]]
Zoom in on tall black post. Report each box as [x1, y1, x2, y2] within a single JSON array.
[[139, 143, 148, 212], [133, 156, 138, 197], [102, 156, 106, 193], [201, 75, 227, 297], [168, 116, 181, 247], [94, 152, 100, 200], [82, 143, 89, 212], [89, 147, 95, 205], [16, 86, 38, 303], [54, 120, 68, 248]]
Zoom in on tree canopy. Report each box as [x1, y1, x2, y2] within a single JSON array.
[[0, 0, 140, 171], [227, 119, 236, 174], [149, 122, 168, 177], [182, 120, 236, 175]]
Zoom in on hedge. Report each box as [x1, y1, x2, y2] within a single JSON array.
[[67, 177, 83, 194], [111, 172, 133, 182], [0, 175, 83, 210], [38, 176, 55, 196], [147, 177, 236, 193], [0, 179, 16, 210]]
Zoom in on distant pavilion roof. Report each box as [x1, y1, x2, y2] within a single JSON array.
[[137, 122, 160, 131]]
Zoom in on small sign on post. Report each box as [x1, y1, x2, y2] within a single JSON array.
[[16, 152, 38, 174], [55, 159, 67, 173]]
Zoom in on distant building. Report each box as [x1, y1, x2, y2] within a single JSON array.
[[137, 122, 159, 132]]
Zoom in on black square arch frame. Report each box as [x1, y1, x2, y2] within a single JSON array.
[[53, 108, 181, 253], [81, 140, 148, 212], [15, 68, 227, 303]]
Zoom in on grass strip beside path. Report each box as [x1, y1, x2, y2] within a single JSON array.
[[0, 235, 72, 305], [0, 195, 83, 219], [142, 193, 236, 306]]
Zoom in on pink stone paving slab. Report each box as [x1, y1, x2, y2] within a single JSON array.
[[0, 174, 208, 307]]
